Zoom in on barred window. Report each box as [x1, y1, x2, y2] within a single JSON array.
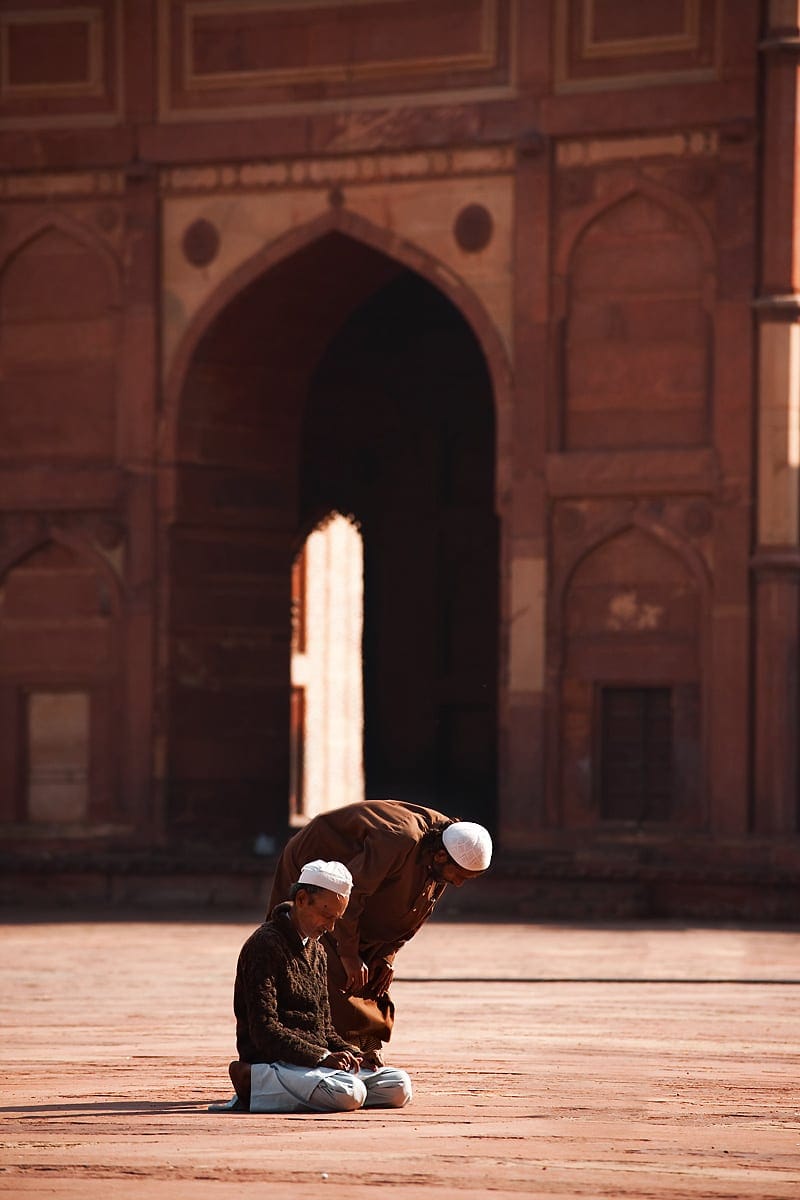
[[599, 687, 673, 822]]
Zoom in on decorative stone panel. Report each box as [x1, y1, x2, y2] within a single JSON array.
[[0, 0, 122, 128], [0, 223, 120, 462], [557, 522, 705, 828], [563, 191, 711, 451], [555, 0, 719, 93], [160, 0, 512, 118]]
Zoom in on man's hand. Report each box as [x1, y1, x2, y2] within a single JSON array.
[[340, 955, 369, 995], [358, 1048, 384, 1071], [321, 1050, 360, 1073], [363, 957, 394, 999]]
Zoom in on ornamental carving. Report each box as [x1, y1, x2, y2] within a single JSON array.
[[161, 146, 515, 195]]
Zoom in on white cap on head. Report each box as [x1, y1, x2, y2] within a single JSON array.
[[442, 822, 492, 872], [297, 859, 353, 899]]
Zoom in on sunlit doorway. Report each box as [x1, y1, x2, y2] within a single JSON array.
[[290, 512, 365, 823], [302, 269, 498, 825]]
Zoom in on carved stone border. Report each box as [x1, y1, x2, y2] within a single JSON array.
[[160, 145, 516, 194], [556, 129, 718, 168], [0, 169, 125, 199]]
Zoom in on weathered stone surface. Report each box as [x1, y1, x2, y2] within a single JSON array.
[[1, 916, 799, 1199]]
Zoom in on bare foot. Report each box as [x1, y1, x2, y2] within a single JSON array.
[[228, 1060, 252, 1108]]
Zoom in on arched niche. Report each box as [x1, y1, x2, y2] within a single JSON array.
[[0, 221, 120, 462], [1, 221, 120, 320], [562, 190, 712, 452], [0, 537, 121, 825], [557, 524, 705, 829]]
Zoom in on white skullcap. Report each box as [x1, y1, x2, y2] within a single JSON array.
[[297, 859, 353, 899], [442, 822, 492, 871]]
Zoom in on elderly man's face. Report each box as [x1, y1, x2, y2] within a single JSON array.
[[431, 849, 485, 888], [293, 888, 348, 940]]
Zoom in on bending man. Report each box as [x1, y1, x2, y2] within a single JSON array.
[[229, 858, 412, 1113], [268, 800, 492, 1049]]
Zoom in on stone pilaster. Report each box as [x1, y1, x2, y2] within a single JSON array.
[[753, 1, 800, 833]]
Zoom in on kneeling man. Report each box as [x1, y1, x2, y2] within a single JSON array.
[[228, 859, 412, 1113]]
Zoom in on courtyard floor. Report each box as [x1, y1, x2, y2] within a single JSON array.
[[0, 912, 798, 1199]]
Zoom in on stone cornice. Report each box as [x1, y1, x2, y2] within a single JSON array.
[[753, 293, 800, 319], [759, 34, 800, 53], [751, 546, 800, 576]]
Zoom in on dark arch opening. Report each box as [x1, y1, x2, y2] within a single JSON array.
[[168, 233, 497, 842]]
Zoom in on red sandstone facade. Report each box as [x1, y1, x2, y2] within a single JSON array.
[[1, 1, 798, 910]]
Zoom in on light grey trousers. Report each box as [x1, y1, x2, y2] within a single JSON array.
[[248, 1061, 412, 1114]]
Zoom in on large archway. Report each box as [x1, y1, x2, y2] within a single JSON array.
[[164, 230, 498, 844]]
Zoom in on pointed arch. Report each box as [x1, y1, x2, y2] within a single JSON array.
[[0, 530, 123, 618], [0, 211, 122, 309], [0, 215, 122, 461], [556, 514, 712, 618], [158, 213, 501, 839], [552, 515, 710, 830], [555, 176, 716, 290], [292, 504, 362, 560], [161, 207, 513, 490], [555, 179, 715, 452], [0, 529, 123, 827], [290, 510, 364, 821]]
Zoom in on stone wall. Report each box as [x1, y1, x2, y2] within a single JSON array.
[[0, 1, 798, 907]]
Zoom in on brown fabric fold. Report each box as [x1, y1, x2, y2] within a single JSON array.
[[324, 939, 395, 1048]]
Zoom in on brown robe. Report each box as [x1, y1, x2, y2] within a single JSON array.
[[267, 800, 451, 1047]]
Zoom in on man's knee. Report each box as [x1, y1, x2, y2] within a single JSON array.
[[310, 1072, 368, 1112], [228, 1060, 251, 1108], [363, 1067, 413, 1109]]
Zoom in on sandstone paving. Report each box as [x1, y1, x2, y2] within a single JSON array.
[[1, 914, 799, 1199]]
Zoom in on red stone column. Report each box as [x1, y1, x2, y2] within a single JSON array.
[[500, 136, 550, 849], [116, 168, 160, 839], [753, 548, 800, 833], [117, 0, 160, 839], [753, 4, 800, 834]]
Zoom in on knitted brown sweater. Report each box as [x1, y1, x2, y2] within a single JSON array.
[[234, 902, 357, 1066]]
